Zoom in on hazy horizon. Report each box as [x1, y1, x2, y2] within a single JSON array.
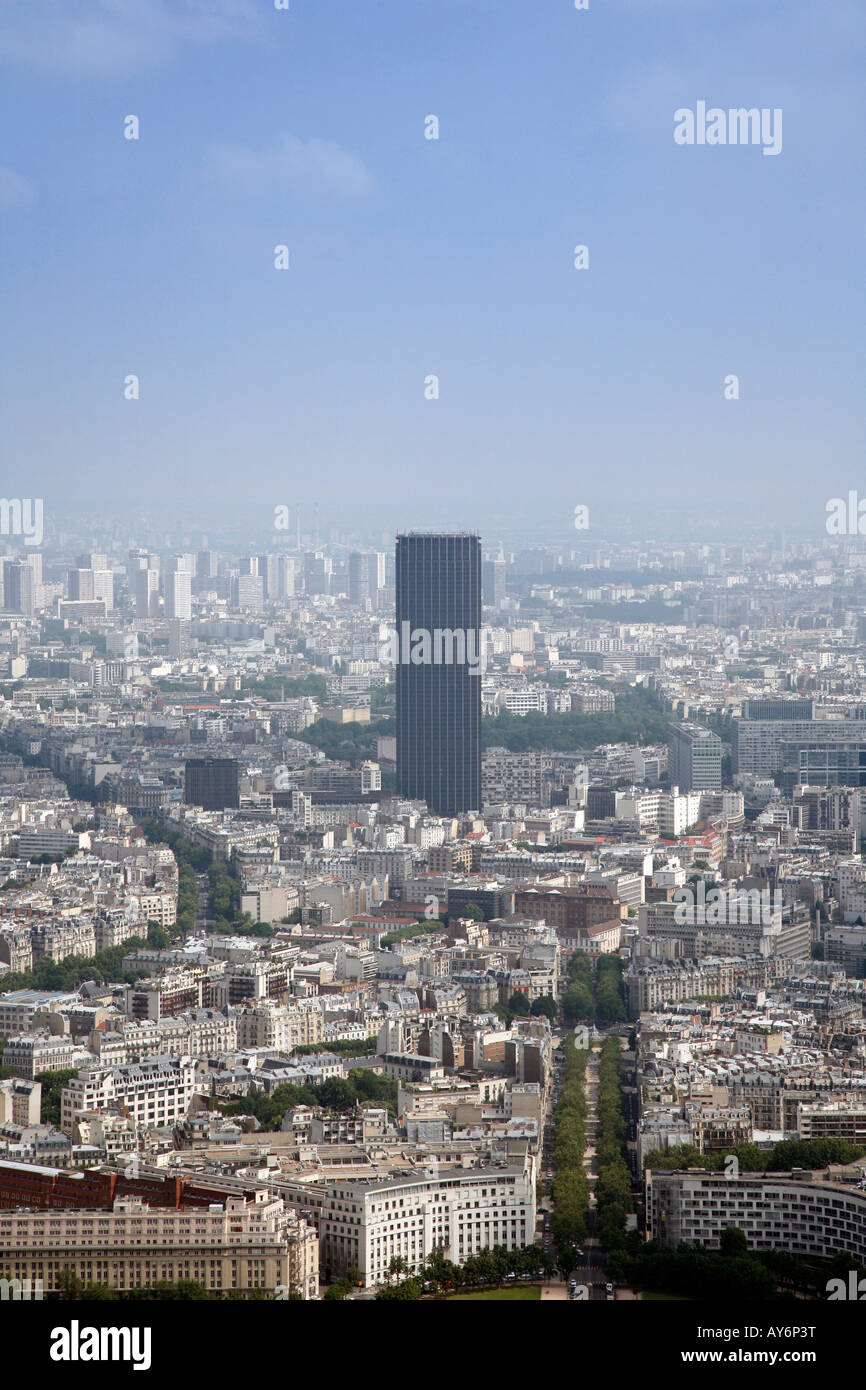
[[1, 0, 863, 538]]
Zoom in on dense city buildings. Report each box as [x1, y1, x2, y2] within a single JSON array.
[[1, 516, 866, 1316]]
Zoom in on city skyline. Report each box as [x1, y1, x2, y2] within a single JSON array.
[[0, 0, 863, 1349]]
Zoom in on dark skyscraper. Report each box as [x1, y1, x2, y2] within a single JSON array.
[[395, 533, 481, 816], [184, 758, 239, 810]]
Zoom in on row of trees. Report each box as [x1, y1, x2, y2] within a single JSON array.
[[551, 1034, 590, 1269], [643, 1136, 866, 1175], [206, 859, 276, 937], [325, 1245, 557, 1300], [561, 951, 593, 1024], [138, 818, 210, 873], [139, 816, 210, 938], [594, 955, 627, 1025], [595, 1038, 633, 1254], [606, 1244, 779, 1301], [560, 950, 626, 1026], [426, 1242, 554, 1293], [208, 860, 242, 925]]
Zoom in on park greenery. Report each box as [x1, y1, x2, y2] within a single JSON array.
[[0, 939, 149, 995], [35, 1068, 79, 1127], [298, 684, 673, 762], [297, 716, 394, 764], [607, 1241, 866, 1302], [380, 919, 446, 948], [241, 674, 327, 702], [211, 1070, 399, 1128], [496, 993, 557, 1025], [481, 685, 672, 754]]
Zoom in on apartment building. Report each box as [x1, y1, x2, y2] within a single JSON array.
[[0, 1077, 41, 1127], [320, 1159, 536, 1287], [60, 1057, 198, 1135], [16, 829, 90, 858], [0, 927, 33, 973], [235, 1001, 323, 1051], [585, 867, 644, 910], [428, 843, 476, 875], [687, 1105, 752, 1154], [132, 892, 177, 928], [627, 957, 779, 1015], [89, 1011, 238, 1065], [616, 788, 702, 837], [0, 1192, 318, 1298], [210, 958, 291, 1007], [561, 918, 622, 955], [3, 1034, 84, 1080], [95, 910, 150, 952], [30, 920, 97, 964], [240, 883, 300, 925], [124, 968, 207, 1021], [637, 897, 784, 960], [379, 1053, 445, 1083]]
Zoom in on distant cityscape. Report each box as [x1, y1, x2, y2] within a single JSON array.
[[0, 516, 863, 1310], [0, 0, 859, 1348]]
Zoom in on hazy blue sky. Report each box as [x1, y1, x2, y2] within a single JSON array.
[[1, 0, 863, 534]]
